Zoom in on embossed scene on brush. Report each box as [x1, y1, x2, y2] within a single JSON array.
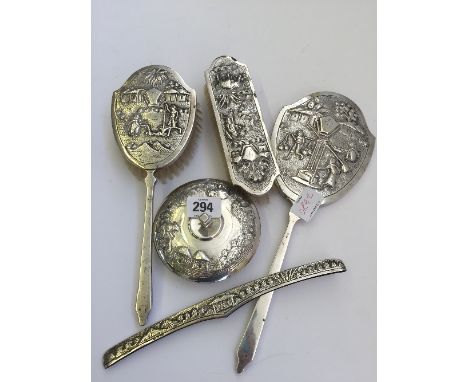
[[206, 56, 279, 195], [112, 65, 196, 325], [113, 65, 196, 169]]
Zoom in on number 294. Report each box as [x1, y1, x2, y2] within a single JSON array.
[[192, 201, 213, 213]]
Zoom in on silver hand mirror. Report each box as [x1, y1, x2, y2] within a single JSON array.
[[112, 65, 196, 325], [152, 178, 260, 282], [236, 91, 375, 372]]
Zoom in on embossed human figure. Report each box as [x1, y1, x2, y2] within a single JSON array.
[[161, 221, 179, 252], [293, 130, 306, 159], [282, 130, 307, 159], [224, 113, 238, 139], [323, 157, 341, 188], [129, 112, 152, 136], [292, 115, 354, 188], [165, 105, 181, 136]]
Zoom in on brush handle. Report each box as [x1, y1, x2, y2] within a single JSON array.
[[135, 170, 157, 326]]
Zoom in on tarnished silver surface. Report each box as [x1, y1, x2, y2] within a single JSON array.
[[112, 65, 197, 170], [272, 91, 375, 203], [205, 56, 280, 195], [236, 92, 375, 372], [153, 178, 260, 282], [103, 259, 347, 369], [112, 65, 196, 325]]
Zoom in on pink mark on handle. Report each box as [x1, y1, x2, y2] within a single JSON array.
[[298, 192, 315, 214]]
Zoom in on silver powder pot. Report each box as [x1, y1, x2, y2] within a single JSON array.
[[153, 178, 261, 282]]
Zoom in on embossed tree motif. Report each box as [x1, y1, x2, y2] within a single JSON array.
[[157, 211, 180, 252], [210, 63, 248, 108], [335, 101, 358, 123], [306, 96, 329, 116], [143, 67, 168, 87]]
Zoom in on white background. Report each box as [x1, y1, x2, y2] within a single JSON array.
[[92, 1, 376, 381], [1, 1, 467, 382]]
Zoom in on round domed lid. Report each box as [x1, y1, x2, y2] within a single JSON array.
[[153, 178, 260, 282]]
